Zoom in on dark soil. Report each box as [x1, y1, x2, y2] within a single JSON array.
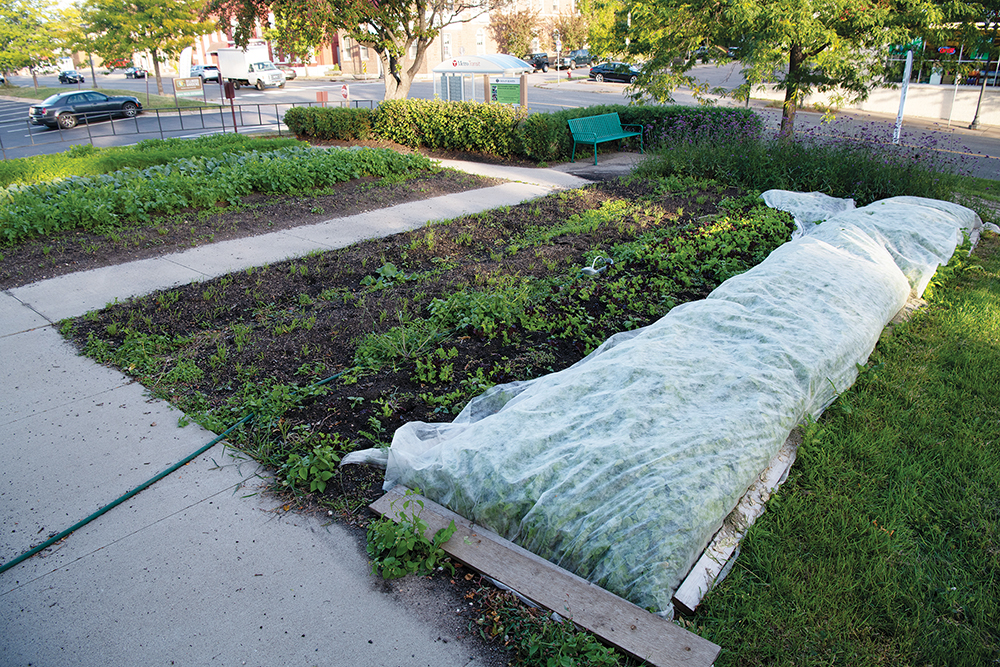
[[64, 174, 755, 511]]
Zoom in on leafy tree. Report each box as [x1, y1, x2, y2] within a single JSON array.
[[549, 12, 587, 52], [955, 0, 1000, 128], [577, 0, 618, 60], [79, 0, 213, 95], [0, 0, 60, 89], [489, 4, 539, 57], [59, 6, 102, 89], [608, 0, 946, 137], [207, 0, 495, 100]]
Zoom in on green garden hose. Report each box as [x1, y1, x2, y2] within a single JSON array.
[[0, 366, 359, 576]]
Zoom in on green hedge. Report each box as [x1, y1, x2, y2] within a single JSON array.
[[282, 101, 762, 163], [517, 105, 765, 162], [370, 99, 528, 156], [282, 106, 373, 141]]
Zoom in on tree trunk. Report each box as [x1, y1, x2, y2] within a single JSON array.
[[89, 54, 98, 89], [379, 44, 429, 100], [381, 53, 412, 100], [151, 47, 164, 96], [779, 44, 806, 139]]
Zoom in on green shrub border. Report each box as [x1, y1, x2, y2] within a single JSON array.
[[282, 101, 762, 162]]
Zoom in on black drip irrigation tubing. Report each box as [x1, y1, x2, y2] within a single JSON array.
[[0, 367, 358, 576]]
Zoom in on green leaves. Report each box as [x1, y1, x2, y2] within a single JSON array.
[[281, 443, 341, 493], [0, 146, 434, 246], [367, 490, 457, 579]]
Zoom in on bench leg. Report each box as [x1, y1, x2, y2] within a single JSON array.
[[593, 142, 598, 165], [571, 141, 576, 163]]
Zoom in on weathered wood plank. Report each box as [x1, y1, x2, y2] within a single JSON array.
[[371, 485, 721, 667]]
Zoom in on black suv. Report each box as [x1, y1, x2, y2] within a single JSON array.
[[567, 50, 592, 68], [524, 53, 550, 72]]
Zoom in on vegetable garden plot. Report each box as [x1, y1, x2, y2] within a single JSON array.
[[358, 194, 982, 612]]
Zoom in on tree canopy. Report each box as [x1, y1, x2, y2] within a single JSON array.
[[488, 5, 539, 57], [0, 0, 60, 80], [606, 0, 950, 136], [207, 0, 496, 99], [80, 0, 212, 95]]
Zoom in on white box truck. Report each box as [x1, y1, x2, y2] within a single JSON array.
[[217, 45, 286, 90]]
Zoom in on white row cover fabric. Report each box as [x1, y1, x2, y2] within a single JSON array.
[[364, 195, 981, 611]]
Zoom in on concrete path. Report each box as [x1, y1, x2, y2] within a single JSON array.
[[0, 160, 599, 667]]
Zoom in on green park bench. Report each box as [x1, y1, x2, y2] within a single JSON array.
[[567, 112, 644, 165]]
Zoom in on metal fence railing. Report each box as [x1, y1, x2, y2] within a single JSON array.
[[0, 100, 378, 160]]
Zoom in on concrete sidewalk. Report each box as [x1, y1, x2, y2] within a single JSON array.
[[0, 160, 600, 666]]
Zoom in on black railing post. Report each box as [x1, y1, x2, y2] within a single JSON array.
[[156, 109, 164, 139]]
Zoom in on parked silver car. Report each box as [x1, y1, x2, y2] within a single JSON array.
[[191, 65, 220, 83]]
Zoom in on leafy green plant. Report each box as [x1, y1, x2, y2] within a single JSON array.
[[280, 442, 341, 493], [366, 489, 457, 579], [413, 346, 458, 384], [360, 262, 412, 289], [1, 147, 434, 246], [0, 133, 303, 188], [471, 587, 622, 667]]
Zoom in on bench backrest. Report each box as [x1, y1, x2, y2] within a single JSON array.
[[568, 112, 624, 137]]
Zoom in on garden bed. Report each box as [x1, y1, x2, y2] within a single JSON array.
[[62, 174, 792, 520], [0, 168, 496, 289]]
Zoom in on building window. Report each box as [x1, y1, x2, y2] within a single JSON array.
[[476, 29, 486, 55], [443, 33, 452, 59], [531, 37, 540, 52], [361, 44, 369, 60], [552, 0, 558, 11], [409, 43, 417, 60]]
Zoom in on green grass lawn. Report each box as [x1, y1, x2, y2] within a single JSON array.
[[1, 84, 218, 110], [695, 232, 1000, 665]]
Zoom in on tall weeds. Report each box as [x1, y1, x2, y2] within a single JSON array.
[[637, 121, 968, 205]]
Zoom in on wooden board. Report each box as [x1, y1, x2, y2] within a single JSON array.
[[371, 485, 720, 667]]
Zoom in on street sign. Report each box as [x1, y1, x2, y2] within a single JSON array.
[[340, 84, 350, 102], [490, 77, 520, 105]]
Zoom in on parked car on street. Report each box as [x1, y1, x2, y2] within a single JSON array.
[[275, 63, 297, 80], [28, 91, 142, 130], [588, 62, 641, 83], [124, 67, 147, 79], [58, 70, 85, 84], [567, 49, 593, 68], [190, 64, 220, 83], [524, 53, 550, 72]]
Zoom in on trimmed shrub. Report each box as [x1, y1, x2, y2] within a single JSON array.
[[517, 104, 765, 162], [371, 99, 529, 156], [279, 100, 763, 163], [282, 106, 373, 141]]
